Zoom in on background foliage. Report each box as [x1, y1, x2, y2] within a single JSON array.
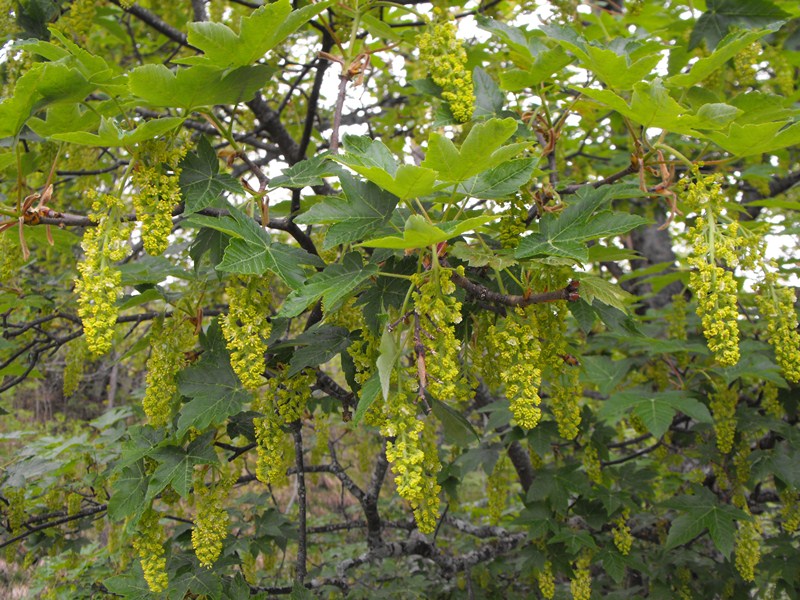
[[2, 0, 800, 598]]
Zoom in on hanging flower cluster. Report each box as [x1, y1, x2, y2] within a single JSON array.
[[485, 307, 543, 430], [131, 164, 181, 256], [681, 170, 743, 366], [550, 368, 582, 441], [709, 382, 739, 455], [143, 316, 196, 427], [273, 367, 315, 423], [537, 560, 555, 599], [192, 474, 233, 568], [75, 192, 131, 357], [417, 15, 474, 123], [486, 455, 511, 525], [734, 514, 762, 582], [381, 372, 442, 534], [129, 131, 186, 256], [780, 489, 800, 533], [570, 551, 593, 600], [252, 373, 297, 487], [221, 275, 273, 391], [62, 338, 87, 398], [132, 508, 169, 593], [411, 265, 466, 404], [582, 443, 603, 484], [612, 508, 633, 556], [755, 272, 800, 383]]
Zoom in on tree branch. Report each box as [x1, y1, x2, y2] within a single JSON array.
[[451, 272, 580, 311], [0, 504, 107, 549], [110, 1, 194, 49]]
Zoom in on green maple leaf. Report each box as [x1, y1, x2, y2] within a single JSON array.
[[270, 154, 339, 189], [334, 137, 441, 200], [183, 0, 333, 69], [515, 185, 647, 263], [177, 322, 253, 437], [663, 487, 749, 557], [107, 459, 149, 521], [294, 172, 398, 248], [421, 117, 531, 183], [129, 64, 273, 110], [146, 432, 217, 501], [179, 137, 243, 213], [187, 206, 321, 287], [361, 214, 498, 250], [598, 389, 712, 438], [278, 252, 378, 318], [690, 0, 789, 50]]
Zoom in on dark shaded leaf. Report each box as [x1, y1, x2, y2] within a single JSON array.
[[179, 137, 243, 213]]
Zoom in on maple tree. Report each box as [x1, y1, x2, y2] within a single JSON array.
[[2, 0, 800, 598]]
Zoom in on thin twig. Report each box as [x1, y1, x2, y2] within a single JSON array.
[[330, 75, 350, 154], [0, 505, 107, 549]]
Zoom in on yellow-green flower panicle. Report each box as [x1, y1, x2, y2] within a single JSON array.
[[667, 292, 689, 341], [221, 275, 272, 391], [681, 170, 745, 367], [537, 560, 555, 599], [55, 0, 97, 41], [734, 517, 761, 582], [132, 508, 169, 593], [0, 229, 24, 288], [143, 316, 196, 428], [733, 41, 761, 88], [689, 263, 740, 366], [612, 508, 633, 556], [381, 378, 441, 534], [755, 277, 800, 383], [710, 383, 738, 455], [273, 367, 314, 424], [550, 368, 582, 440], [253, 414, 290, 486], [131, 164, 182, 256], [252, 378, 293, 486], [780, 489, 800, 533], [62, 338, 88, 398], [486, 307, 543, 430], [413, 424, 442, 534], [75, 193, 130, 357], [192, 477, 232, 568], [417, 19, 474, 123], [761, 382, 783, 419], [412, 265, 466, 404], [583, 443, 603, 485], [570, 552, 592, 600], [486, 456, 510, 525], [347, 325, 385, 426]]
